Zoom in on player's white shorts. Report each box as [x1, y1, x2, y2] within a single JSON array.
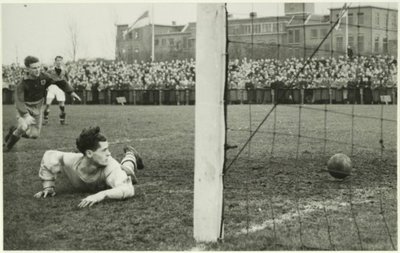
[[47, 84, 65, 103]]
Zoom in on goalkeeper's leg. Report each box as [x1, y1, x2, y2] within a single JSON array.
[[120, 145, 145, 185]]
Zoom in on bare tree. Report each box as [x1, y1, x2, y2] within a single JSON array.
[[67, 18, 79, 62]]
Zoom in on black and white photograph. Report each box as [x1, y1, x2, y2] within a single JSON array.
[[2, 1, 398, 250]]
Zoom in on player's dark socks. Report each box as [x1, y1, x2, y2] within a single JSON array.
[[4, 126, 17, 143], [43, 110, 49, 125], [123, 145, 144, 170], [59, 112, 66, 125], [59, 106, 65, 113], [4, 134, 20, 152]]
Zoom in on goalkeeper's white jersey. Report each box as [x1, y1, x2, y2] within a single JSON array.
[[38, 150, 132, 194]]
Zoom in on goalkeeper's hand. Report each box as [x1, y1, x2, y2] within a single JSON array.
[[34, 187, 56, 198], [78, 192, 105, 208]]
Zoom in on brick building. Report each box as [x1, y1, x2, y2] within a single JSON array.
[[115, 3, 397, 63], [329, 6, 398, 57], [116, 22, 196, 63]]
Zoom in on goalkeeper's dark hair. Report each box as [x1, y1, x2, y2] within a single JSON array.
[[76, 126, 107, 154]]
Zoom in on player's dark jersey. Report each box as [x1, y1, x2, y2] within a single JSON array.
[[15, 72, 73, 115], [47, 67, 69, 82]]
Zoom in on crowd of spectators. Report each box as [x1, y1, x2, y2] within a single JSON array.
[[229, 54, 397, 90], [2, 55, 397, 91]]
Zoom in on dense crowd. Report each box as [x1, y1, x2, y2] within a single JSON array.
[[2, 55, 397, 91], [229, 55, 397, 89]]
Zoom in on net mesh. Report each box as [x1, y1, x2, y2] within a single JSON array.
[[222, 2, 397, 250]]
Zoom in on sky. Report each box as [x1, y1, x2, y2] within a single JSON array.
[[1, 1, 398, 65]]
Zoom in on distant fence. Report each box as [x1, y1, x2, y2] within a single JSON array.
[[2, 88, 397, 105]]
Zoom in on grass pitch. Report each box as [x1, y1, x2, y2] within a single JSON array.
[[2, 104, 397, 250]]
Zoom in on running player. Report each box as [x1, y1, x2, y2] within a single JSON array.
[[3, 55, 81, 152], [44, 56, 70, 125]]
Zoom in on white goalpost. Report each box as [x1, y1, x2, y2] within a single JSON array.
[[193, 3, 227, 242]]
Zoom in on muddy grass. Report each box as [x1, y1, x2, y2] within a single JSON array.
[[2, 104, 397, 250]]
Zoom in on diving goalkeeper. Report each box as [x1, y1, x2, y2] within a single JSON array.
[[34, 126, 144, 208]]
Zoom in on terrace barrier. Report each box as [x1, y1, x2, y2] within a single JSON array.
[[2, 87, 397, 105]]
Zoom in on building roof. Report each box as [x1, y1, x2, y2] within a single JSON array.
[[154, 24, 183, 28], [329, 5, 398, 12], [181, 22, 196, 33], [286, 13, 330, 27], [228, 15, 292, 23]]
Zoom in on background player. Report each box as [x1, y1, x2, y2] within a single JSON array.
[[44, 56, 70, 125], [3, 55, 81, 152], [33, 126, 145, 208]]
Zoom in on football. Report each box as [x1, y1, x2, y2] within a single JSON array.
[[327, 153, 352, 179]]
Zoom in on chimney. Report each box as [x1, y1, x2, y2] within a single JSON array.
[[172, 21, 176, 26]]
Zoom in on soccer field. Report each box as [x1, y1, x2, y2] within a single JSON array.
[[2, 104, 397, 250]]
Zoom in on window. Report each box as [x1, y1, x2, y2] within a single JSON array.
[[376, 13, 380, 26], [320, 29, 328, 38], [383, 37, 388, 53], [348, 13, 353, 24], [183, 37, 188, 48], [261, 24, 267, 33], [262, 23, 272, 33], [254, 24, 261, 34], [374, 37, 379, 53], [279, 23, 284, 32], [169, 39, 174, 46], [311, 29, 318, 39], [188, 39, 194, 48], [324, 42, 330, 52], [228, 25, 233, 34], [294, 30, 300, 43], [135, 32, 139, 39], [384, 14, 388, 27], [288, 30, 294, 43], [348, 36, 354, 48], [272, 23, 278, 32], [391, 13, 397, 29], [243, 25, 251, 34], [155, 39, 159, 46], [128, 32, 132, 40], [357, 13, 364, 25], [228, 25, 238, 34], [162, 39, 166, 46], [336, 36, 343, 52], [357, 35, 364, 52], [268, 23, 273, 33]]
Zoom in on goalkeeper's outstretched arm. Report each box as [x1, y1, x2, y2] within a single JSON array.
[[78, 161, 134, 208], [34, 150, 63, 198]]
